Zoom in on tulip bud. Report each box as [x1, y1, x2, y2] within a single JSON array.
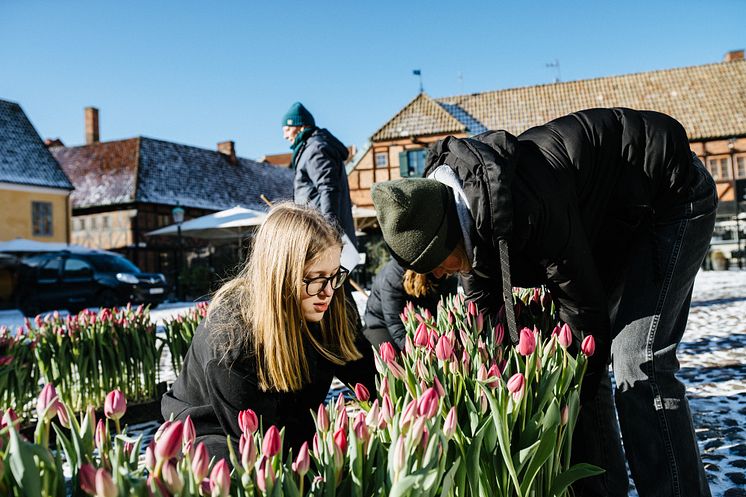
[[581, 335, 596, 356], [37, 383, 59, 422], [79, 463, 97, 495], [335, 392, 346, 414], [210, 459, 231, 497], [1, 408, 18, 429], [256, 456, 269, 493], [409, 416, 426, 446], [333, 427, 348, 454], [494, 323, 505, 344], [435, 335, 453, 361], [239, 433, 257, 471], [414, 322, 429, 347], [95, 419, 107, 452], [334, 408, 348, 432], [486, 363, 501, 388], [517, 327, 536, 356], [366, 399, 380, 427], [238, 408, 259, 434], [155, 420, 183, 461], [353, 411, 369, 443], [380, 376, 390, 396], [95, 468, 117, 497], [404, 335, 414, 354], [162, 459, 184, 494], [507, 373, 526, 402], [393, 437, 406, 473], [316, 404, 330, 432], [467, 301, 477, 316], [476, 312, 484, 333], [558, 323, 572, 349], [292, 441, 311, 475], [144, 441, 156, 471], [400, 398, 417, 428], [443, 407, 457, 440], [57, 403, 71, 429], [379, 394, 393, 427], [183, 415, 196, 453], [561, 405, 570, 426], [379, 342, 397, 364], [354, 383, 370, 402], [417, 387, 439, 419], [262, 425, 281, 458], [433, 376, 445, 398], [399, 311, 407, 324]]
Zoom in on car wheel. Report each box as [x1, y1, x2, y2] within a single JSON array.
[[98, 289, 120, 309]]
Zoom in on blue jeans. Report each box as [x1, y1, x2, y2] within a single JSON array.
[[574, 156, 717, 497]]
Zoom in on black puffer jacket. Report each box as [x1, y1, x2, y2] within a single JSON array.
[[293, 128, 357, 245], [364, 259, 456, 349], [424, 108, 698, 377]]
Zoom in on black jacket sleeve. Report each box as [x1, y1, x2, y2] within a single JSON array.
[[379, 263, 410, 349], [333, 335, 378, 401]]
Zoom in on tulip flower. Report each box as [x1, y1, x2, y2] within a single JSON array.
[[56, 403, 70, 429], [558, 323, 573, 349], [494, 323, 505, 344], [333, 427, 348, 454], [210, 459, 231, 497], [78, 463, 97, 495], [262, 425, 281, 458], [380, 376, 390, 396], [486, 363, 501, 388], [353, 411, 369, 443], [95, 468, 117, 497], [312, 433, 322, 458], [467, 300, 477, 316], [400, 398, 418, 428], [256, 457, 269, 493], [316, 403, 330, 432], [334, 408, 348, 432], [95, 419, 107, 452], [144, 441, 156, 471], [239, 433, 257, 471], [379, 341, 397, 363], [476, 312, 484, 332], [581, 335, 596, 356], [393, 437, 407, 474], [434, 375, 445, 398], [561, 405, 570, 426], [354, 383, 370, 402], [517, 327, 536, 356], [410, 417, 427, 446], [292, 441, 311, 475], [162, 459, 184, 494], [435, 335, 453, 361], [507, 373, 526, 402], [414, 322, 429, 347], [238, 408, 259, 434], [335, 392, 346, 414], [155, 420, 184, 462], [182, 415, 196, 453], [417, 387, 439, 419], [379, 394, 393, 428], [443, 406, 458, 440], [1, 408, 18, 429], [36, 383, 59, 422]]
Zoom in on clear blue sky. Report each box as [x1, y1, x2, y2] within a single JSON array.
[[2, 0, 743, 160]]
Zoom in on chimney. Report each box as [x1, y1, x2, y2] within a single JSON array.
[[218, 140, 237, 164], [724, 49, 744, 62], [85, 107, 99, 144]]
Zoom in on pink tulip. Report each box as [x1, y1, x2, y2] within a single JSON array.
[[443, 407, 458, 440], [148, 475, 170, 497], [1, 408, 18, 429], [95, 419, 107, 452], [354, 383, 370, 402], [435, 335, 453, 361], [154, 420, 171, 442], [494, 323, 505, 344], [434, 376, 445, 398], [256, 456, 269, 492], [333, 426, 348, 455], [551, 324, 561, 336], [57, 404, 70, 429], [292, 441, 310, 475], [262, 425, 281, 458], [387, 359, 406, 379], [476, 312, 484, 332], [366, 399, 380, 427], [95, 468, 117, 497], [400, 398, 418, 427], [517, 327, 536, 356], [155, 420, 183, 461], [210, 459, 231, 497], [104, 389, 126, 421], [192, 442, 210, 481], [182, 415, 196, 451], [162, 459, 184, 494], [561, 405, 570, 426], [317, 404, 330, 432], [423, 308, 433, 321], [461, 349, 471, 373], [477, 364, 488, 382], [380, 376, 390, 396], [394, 437, 407, 472], [335, 393, 346, 414], [353, 411, 369, 443], [507, 373, 526, 402], [381, 394, 393, 423], [240, 433, 257, 470], [467, 300, 477, 316], [379, 341, 397, 363], [417, 387, 439, 419], [581, 335, 596, 356], [558, 323, 572, 349], [486, 363, 501, 388], [399, 311, 407, 324], [36, 383, 59, 422], [238, 408, 259, 434], [78, 463, 97, 494], [144, 441, 156, 471], [334, 408, 348, 432], [414, 322, 429, 347], [409, 417, 427, 446]]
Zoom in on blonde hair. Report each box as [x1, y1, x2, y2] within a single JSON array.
[[403, 269, 434, 298], [207, 203, 361, 392]]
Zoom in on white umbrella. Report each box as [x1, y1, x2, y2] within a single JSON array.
[[146, 206, 266, 240]]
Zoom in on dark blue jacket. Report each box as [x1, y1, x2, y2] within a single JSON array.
[[293, 128, 356, 246]]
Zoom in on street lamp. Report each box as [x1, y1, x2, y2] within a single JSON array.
[[172, 203, 185, 301]]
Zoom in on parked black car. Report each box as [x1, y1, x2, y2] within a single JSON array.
[[15, 251, 167, 316]]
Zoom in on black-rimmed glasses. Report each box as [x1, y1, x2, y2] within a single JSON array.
[[303, 266, 349, 296]]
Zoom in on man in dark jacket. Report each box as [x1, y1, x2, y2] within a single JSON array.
[[282, 101, 357, 245], [371, 108, 716, 497]]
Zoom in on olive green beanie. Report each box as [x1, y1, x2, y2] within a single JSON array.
[[371, 178, 461, 274]]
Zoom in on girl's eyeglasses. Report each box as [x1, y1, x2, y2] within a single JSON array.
[[303, 266, 349, 296]]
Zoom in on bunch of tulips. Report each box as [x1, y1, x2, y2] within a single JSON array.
[[162, 302, 208, 373], [0, 324, 39, 420]]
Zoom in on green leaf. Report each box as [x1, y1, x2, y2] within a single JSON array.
[[8, 426, 43, 497], [549, 463, 606, 496], [439, 456, 461, 497], [389, 475, 419, 497]]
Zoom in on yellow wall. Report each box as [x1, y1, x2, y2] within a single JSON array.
[[0, 187, 71, 242]]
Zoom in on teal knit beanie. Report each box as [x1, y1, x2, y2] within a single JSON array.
[[281, 102, 315, 127], [371, 178, 461, 274]]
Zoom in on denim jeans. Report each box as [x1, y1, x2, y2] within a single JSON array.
[[573, 156, 717, 497]]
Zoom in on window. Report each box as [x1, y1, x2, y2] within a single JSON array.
[[398, 149, 428, 178], [91, 217, 98, 230], [32, 201, 53, 236], [80, 218, 86, 230], [64, 258, 93, 280], [706, 156, 732, 181], [102, 215, 110, 229], [736, 155, 746, 179], [375, 152, 388, 168], [38, 257, 61, 281]]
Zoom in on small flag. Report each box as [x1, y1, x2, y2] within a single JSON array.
[[413, 69, 421, 76]]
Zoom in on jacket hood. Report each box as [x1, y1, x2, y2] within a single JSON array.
[[309, 128, 349, 162], [424, 130, 519, 248]]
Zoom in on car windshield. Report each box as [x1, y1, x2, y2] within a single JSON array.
[[86, 254, 141, 274]]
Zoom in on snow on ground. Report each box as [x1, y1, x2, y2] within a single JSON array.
[[2, 271, 745, 494]]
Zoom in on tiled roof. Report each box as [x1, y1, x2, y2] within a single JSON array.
[[51, 137, 294, 211], [373, 60, 746, 141], [0, 99, 74, 190], [371, 93, 466, 141]]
